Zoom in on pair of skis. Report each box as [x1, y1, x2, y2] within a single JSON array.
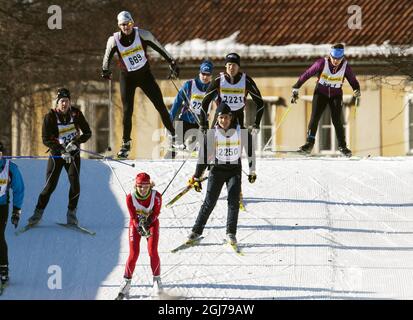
[[271, 150, 371, 160], [171, 236, 244, 256], [15, 223, 96, 236]]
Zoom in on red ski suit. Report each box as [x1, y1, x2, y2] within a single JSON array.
[[124, 190, 162, 279]]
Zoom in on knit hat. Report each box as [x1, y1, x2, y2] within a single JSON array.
[[117, 11, 134, 25], [135, 172, 151, 185], [225, 52, 241, 66], [56, 88, 70, 103], [199, 60, 213, 74], [216, 102, 232, 116]]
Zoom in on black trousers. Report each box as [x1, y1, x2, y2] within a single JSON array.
[[35, 155, 81, 211], [307, 93, 346, 147], [0, 205, 8, 266], [120, 68, 175, 142], [192, 168, 241, 236]]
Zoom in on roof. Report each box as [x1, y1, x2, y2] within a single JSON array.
[[135, 0, 413, 60]]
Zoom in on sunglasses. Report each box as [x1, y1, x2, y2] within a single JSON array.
[[201, 73, 212, 76], [119, 22, 133, 27]]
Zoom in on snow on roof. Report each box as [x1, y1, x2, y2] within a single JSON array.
[[150, 32, 413, 60]]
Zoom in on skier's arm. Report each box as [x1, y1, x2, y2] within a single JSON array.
[[246, 76, 264, 128], [194, 130, 214, 178], [344, 64, 360, 91], [126, 194, 138, 223], [139, 29, 175, 63], [242, 130, 256, 173], [102, 36, 117, 71], [150, 192, 162, 222], [42, 113, 65, 153], [170, 81, 190, 122], [74, 110, 92, 144], [9, 163, 24, 210], [293, 58, 325, 88], [200, 76, 220, 127]]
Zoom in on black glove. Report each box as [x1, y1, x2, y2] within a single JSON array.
[[11, 207, 21, 228], [251, 124, 260, 135], [101, 69, 112, 80], [168, 60, 180, 79], [291, 88, 299, 104], [188, 176, 202, 192], [137, 216, 152, 238], [248, 171, 257, 184]]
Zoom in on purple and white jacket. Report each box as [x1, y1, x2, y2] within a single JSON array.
[[293, 57, 360, 98]]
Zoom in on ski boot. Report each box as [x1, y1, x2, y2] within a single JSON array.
[[152, 276, 163, 296], [117, 140, 131, 159], [226, 233, 237, 245], [338, 146, 352, 157], [0, 265, 9, 287], [187, 232, 201, 243], [116, 278, 131, 300], [298, 140, 315, 154], [67, 208, 78, 226], [28, 208, 44, 226]]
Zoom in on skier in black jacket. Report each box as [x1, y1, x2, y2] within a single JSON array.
[[102, 10, 179, 158], [27, 88, 92, 227], [186, 102, 257, 246]]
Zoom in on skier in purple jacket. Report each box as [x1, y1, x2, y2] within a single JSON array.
[[291, 43, 360, 157]]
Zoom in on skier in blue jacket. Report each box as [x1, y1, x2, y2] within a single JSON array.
[[167, 60, 216, 158], [0, 141, 25, 287]]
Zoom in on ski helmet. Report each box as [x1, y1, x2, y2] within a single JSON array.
[[135, 172, 151, 185]]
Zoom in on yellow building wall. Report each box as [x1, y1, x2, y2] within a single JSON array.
[[380, 79, 406, 156]]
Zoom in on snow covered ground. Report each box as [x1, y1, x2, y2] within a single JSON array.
[[2, 157, 413, 300]]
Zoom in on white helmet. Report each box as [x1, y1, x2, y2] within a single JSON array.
[[117, 11, 134, 25]]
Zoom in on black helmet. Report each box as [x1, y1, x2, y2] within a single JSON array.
[[56, 88, 71, 103], [216, 102, 232, 116]]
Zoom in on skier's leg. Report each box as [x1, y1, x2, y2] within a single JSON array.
[[329, 96, 346, 147], [65, 155, 81, 211], [147, 220, 160, 276], [226, 172, 242, 236], [34, 157, 64, 210], [120, 72, 137, 143], [124, 221, 142, 279], [138, 71, 175, 135], [191, 172, 225, 235], [0, 206, 9, 268]]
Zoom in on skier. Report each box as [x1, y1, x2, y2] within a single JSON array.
[[167, 60, 216, 158], [199, 53, 264, 134], [102, 10, 180, 159], [291, 43, 361, 157], [27, 88, 92, 227], [186, 102, 257, 247], [0, 141, 24, 288], [117, 172, 163, 299]]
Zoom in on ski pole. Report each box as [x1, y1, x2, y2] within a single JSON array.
[[263, 105, 292, 152], [161, 158, 187, 196], [2, 155, 62, 159], [105, 158, 127, 196], [169, 78, 202, 127], [79, 148, 135, 168]]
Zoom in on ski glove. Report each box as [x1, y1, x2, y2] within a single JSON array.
[[248, 171, 257, 184], [137, 216, 152, 238], [168, 60, 180, 79], [251, 124, 260, 135], [101, 69, 112, 80], [353, 89, 361, 98], [291, 88, 299, 104], [61, 152, 73, 164], [11, 207, 21, 228], [188, 176, 202, 192], [65, 141, 78, 153]]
